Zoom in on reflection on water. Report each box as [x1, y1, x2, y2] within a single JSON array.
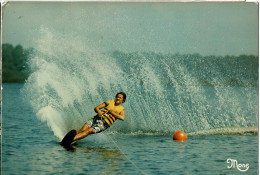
[[76, 145, 126, 174], [60, 140, 131, 175]]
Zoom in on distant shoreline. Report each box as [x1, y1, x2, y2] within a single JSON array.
[[2, 43, 258, 87]]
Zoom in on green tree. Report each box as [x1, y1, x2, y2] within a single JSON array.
[[2, 43, 31, 83]]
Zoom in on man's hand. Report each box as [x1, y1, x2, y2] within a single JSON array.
[[109, 110, 125, 120]]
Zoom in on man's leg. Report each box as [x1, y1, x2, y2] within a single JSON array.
[[74, 124, 95, 141], [77, 123, 90, 134]]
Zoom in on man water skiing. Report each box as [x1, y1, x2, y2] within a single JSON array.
[[61, 92, 126, 146]]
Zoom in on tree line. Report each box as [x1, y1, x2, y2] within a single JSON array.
[[2, 43, 32, 83], [2, 43, 259, 86], [111, 51, 258, 87]]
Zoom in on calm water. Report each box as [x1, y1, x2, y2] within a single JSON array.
[[2, 83, 258, 175]]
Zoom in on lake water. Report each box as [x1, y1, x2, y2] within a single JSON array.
[[2, 83, 258, 175]]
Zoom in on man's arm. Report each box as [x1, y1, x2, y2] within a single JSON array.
[[94, 102, 107, 117], [110, 110, 125, 121]]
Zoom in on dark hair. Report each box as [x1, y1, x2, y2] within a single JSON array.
[[116, 92, 126, 103]]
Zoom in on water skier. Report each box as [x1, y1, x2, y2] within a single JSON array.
[[61, 92, 126, 146]]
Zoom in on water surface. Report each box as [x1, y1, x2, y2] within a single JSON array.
[[2, 84, 258, 175]]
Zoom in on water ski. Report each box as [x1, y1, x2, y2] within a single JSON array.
[[60, 129, 77, 147]]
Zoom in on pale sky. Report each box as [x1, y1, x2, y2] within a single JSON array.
[[2, 2, 259, 56]]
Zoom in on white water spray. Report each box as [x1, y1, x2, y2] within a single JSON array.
[[23, 28, 258, 139]]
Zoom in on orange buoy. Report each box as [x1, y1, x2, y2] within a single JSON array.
[[173, 131, 188, 141]]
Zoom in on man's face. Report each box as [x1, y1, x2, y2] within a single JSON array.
[[115, 94, 124, 105]]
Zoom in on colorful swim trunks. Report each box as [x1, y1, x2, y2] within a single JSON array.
[[86, 116, 109, 133]]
